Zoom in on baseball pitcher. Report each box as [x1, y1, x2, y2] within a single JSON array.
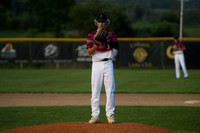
[[86, 13, 119, 124]]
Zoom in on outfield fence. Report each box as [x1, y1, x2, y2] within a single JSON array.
[[0, 37, 200, 69]]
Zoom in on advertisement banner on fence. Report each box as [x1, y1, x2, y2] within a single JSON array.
[[119, 41, 163, 68], [31, 42, 73, 63], [118, 40, 200, 69], [0, 42, 29, 63], [76, 43, 92, 62], [0, 39, 200, 69]]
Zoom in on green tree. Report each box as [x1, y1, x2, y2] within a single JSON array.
[[152, 21, 179, 37], [69, 0, 134, 37], [160, 11, 179, 24], [30, 0, 75, 37], [184, 9, 200, 25], [127, 4, 147, 21], [0, 5, 7, 30]]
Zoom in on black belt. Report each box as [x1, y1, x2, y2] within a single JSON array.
[[100, 58, 112, 61]]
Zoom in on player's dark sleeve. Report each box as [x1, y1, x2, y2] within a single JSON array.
[[109, 41, 119, 50], [108, 31, 119, 50], [86, 33, 94, 49]]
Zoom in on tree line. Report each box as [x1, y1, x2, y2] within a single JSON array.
[[0, 0, 199, 37]]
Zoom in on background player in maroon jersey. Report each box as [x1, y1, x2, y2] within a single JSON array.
[[171, 37, 188, 79]]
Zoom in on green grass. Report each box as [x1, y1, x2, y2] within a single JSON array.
[[184, 25, 200, 37], [0, 30, 79, 38], [0, 31, 55, 38], [0, 69, 200, 93], [0, 69, 199, 132], [115, 69, 200, 93], [0, 106, 199, 132], [0, 69, 91, 93], [0, 31, 26, 38]]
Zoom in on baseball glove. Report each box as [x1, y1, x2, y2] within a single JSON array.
[[94, 30, 110, 46]]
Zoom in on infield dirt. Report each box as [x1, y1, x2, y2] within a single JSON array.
[[0, 93, 200, 107], [1, 93, 198, 133], [0, 122, 187, 133]]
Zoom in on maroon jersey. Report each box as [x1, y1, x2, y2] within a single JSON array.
[[86, 30, 118, 52], [172, 41, 185, 49], [171, 41, 185, 54]]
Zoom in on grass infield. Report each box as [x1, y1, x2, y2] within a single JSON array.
[[0, 106, 199, 132], [0, 69, 200, 93]]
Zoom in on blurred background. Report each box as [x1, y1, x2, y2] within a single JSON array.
[[0, 0, 200, 38], [0, 0, 200, 69]]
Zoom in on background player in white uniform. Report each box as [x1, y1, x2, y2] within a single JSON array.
[[86, 13, 119, 124], [171, 37, 188, 79]]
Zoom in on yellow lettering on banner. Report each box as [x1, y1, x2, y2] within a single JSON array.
[[130, 42, 150, 48], [133, 42, 150, 48], [128, 62, 152, 68], [166, 46, 174, 59]]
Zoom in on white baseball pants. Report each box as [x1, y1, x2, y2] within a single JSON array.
[[91, 60, 115, 117], [174, 53, 188, 78]]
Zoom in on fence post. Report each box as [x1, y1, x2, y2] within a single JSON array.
[[160, 41, 165, 69]]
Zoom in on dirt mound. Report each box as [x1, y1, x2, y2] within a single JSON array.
[[0, 122, 186, 133]]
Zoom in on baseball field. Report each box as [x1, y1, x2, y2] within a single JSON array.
[[0, 69, 200, 133]]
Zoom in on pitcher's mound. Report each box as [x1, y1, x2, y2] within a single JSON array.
[[1, 122, 186, 133]]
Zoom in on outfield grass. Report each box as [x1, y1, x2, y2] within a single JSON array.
[[0, 69, 200, 93], [0, 106, 199, 132]]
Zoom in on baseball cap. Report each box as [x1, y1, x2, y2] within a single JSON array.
[[96, 13, 107, 22]]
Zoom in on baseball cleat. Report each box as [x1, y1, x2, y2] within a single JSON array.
[[89, 116, 100, 124], [107, 115, 115, 124]]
